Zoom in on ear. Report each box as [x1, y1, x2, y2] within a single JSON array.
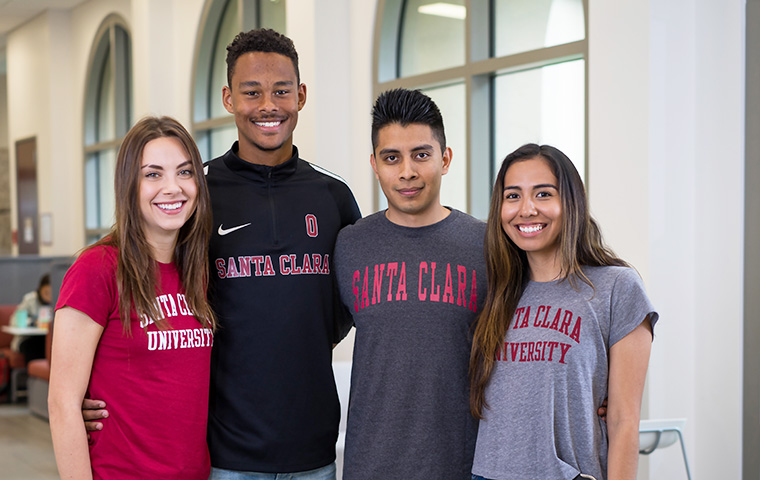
[[370, 153, 380, 180], [298, 83, 307, 111], [441, 147, 453, 176], [222, 86, 234, 114]]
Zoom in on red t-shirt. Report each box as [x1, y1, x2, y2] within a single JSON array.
[[56, 245, 213, 479]]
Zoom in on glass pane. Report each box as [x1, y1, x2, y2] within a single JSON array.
[[399, 0, 466, 77], [376, 83, 467, 214], [493, 59, 585, 181], [98, 148, 117, 229], [113, 25, 132, 137], [261, 0, 286, 31], [494, 0, 584, 57], [97, 49, 116, 142], [85, 154, 99, 230], [198, 124, 239, 162], [210, 0, 240, 118], [423, 83, 467, 213]]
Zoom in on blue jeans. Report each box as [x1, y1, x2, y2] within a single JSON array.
[[209, 462, 336, 480]]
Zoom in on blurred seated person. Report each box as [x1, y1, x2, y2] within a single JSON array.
[[11, 273, 52, 364]]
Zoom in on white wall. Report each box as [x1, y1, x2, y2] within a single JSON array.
[[590, 0, 745, 478]]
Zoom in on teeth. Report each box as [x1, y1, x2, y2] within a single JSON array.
[[157, 202, 182, 211], [519, 224, 543, 233], [256, 121, 281, 127]]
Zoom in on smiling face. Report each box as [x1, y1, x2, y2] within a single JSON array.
[[371, 123, 452, 227], [139, 137, 198, 249], [501, 156, 562, 269], [222, 51, 306, 166]]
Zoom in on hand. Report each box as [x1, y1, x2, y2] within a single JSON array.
[[597, 398, 608, 423], [82, 398, 108, 433]]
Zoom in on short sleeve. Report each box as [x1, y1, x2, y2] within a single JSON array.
[[609, 268, 658, 347], [56, 246, 119, 327]]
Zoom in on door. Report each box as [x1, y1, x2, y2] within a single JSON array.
[[15, 138, 38, 255]]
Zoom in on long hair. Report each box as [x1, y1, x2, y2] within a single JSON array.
[[469, 143, 627, 418], [93, 116, 215, 333]]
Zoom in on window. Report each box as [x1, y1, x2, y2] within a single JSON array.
[[83, 17, 132, 244], [374, 0, 587, 218], [192, 0, 286, 162]]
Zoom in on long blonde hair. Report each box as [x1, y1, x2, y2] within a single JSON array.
[[92, 116, 215, 333], [469, 144, 626, 418]]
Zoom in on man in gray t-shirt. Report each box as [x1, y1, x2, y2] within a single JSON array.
[[333, 89, 486, 479]]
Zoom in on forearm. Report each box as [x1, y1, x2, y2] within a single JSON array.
[[49, 397, 94, 480], [606, 417, 640, 480]]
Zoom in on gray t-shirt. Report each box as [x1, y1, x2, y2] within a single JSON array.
[[334, 209, 487, 480], [472, 266, 658, 480]]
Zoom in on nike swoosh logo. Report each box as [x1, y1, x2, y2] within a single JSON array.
[[218, 223, 252, 236]]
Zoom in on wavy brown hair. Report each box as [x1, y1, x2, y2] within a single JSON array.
[[92, 116, 215, 333], [469, 144, 626, 418]]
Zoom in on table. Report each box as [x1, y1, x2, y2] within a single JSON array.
[[1, 326, 48, 336]]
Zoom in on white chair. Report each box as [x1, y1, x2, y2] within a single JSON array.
[[639, 418, 691, 480]]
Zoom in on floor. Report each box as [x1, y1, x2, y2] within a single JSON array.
[[0, 404, 59, 479]]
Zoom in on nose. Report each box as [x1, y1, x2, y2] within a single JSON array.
[[162, 174, 183, 195], [258, 93, 277, 113], [519, 197, 537, 217], [399, 158, 417, 180]]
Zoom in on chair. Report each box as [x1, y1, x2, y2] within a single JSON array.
[[639, 418, 691, 480]]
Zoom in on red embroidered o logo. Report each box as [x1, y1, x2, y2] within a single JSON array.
[[305, 214, 318, 238]]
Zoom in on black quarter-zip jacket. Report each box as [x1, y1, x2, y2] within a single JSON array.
[[204, 143, 361, 473]]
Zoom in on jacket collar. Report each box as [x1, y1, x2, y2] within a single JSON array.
[[223, 141, 300, 182]]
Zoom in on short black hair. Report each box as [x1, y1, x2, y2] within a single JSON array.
[[226, 28, 300, 87], [371, 88, 446, 153]]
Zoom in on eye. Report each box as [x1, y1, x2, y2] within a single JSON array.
[[384, 155, 398, 163], [275, 89, 290, 95], [179, 169, 194, 178], [244, 90, 260, 97], [144, 171, 160, 179], [504, 192, 519, 200], [536, 190, 554, 198], [415, 152, 430, 160]]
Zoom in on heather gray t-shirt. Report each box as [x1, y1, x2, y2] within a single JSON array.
[[472, 266, 658, 480], [334, 209, 487, 480]]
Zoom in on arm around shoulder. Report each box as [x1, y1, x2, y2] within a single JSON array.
[[48, 306, 104, 480]]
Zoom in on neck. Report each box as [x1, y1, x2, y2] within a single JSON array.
[[385, 205, 450, 228], [147, 237, 176, 264], [238, 141, 293, 167], [526, 251, 562, 282]]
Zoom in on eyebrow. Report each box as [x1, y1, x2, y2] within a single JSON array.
[[377, 144, 434, 156], [503, 183, 558, 191], [141, 160, 192, 170], [238, 80, 294, 88]]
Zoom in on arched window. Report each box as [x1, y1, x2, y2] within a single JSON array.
[[83, 16, 132, 244], [374, 0, 587, 217], [192, 0, 286, 162]]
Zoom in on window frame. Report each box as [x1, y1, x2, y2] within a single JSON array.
[[82, 15, 132, 243], [372, 0, 588, 218]]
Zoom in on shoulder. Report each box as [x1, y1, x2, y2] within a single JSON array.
[[336, 212, 383, 243], [203, 153, 228, 177], [76, 244, 117, 268], [299, 160, 361, 221], [583, 265, 647, 296], [300, 161, 355, 196], [450, 209, 486, 230]]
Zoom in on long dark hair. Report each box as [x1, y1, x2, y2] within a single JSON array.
[[93, 116, 215, 333], [469, 143, 626, 418]]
